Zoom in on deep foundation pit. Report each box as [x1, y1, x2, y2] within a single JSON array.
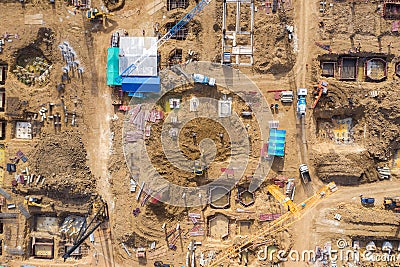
[[210, 186, 230, 209], [208, 213, 229, 240]]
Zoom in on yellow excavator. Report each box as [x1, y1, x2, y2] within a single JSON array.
[[86, 7, 113, 24], [24, 196, 52, 208]]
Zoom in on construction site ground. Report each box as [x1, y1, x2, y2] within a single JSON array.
[[0, 0, 400, 266]]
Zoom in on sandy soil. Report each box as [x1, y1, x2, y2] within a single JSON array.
[[0, 0, 399, 265]]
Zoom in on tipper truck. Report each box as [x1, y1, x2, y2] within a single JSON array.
[[299, 164, 311, 184], [192, 73, 216, 86], [297, 88, 307, 116]]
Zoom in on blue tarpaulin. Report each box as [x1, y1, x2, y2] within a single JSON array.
[[268, 129, 287, 157], [122, 76, 161, 93]]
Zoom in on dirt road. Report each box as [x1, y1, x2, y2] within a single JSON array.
[[83, 5, 116, 266], [292, 0, 319, 199]]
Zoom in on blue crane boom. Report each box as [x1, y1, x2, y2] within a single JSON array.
[[115, 0, 211, 84]]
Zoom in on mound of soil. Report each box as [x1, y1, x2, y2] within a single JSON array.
[[27, 131, 95, 201]]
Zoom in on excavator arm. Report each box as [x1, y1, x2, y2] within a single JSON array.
[[311, 87, 323, 109]]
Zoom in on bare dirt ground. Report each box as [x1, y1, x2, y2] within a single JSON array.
[[291, 180, 400, 267], [1, 0, 400, 265]]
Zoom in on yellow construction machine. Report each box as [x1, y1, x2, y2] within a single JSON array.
[[24, 196, 51, 208], [208, 182, 338, 266], [86, 7, 113, 23]]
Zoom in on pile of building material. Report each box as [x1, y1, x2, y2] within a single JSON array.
[[12, 57, 52, 86], [60, 216, 85, 241], [377, 166, 391, 179], [59, 42, 83, 82]]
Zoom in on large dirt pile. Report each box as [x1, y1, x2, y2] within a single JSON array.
[[313, 146, 379, 185], [144, 86, 261, 187], [27, 131, 95, 201], [327, 204, 400, 238], [253, 11, 295, 74]]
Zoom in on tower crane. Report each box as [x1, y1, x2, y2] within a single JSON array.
[[62, 198, 108, 261], [208, 182, 338, 266], [115, 0, 212, 84]]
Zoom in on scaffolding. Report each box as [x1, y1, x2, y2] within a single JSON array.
[[167, 0, 189, 11], [383, 0, 400, 19], [168, 48, 183, 66], [165, 21, 189, 40], [221, 0, 254, 66]]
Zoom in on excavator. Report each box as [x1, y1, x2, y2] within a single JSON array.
[[86, 7, 113, 24], [24, 196, 52, 208], [311, 80, 328, 109]]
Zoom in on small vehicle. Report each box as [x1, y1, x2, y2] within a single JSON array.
[[360, 195, 375, 207], [299, 164, 311, 184], [192, 73, 216, 86], [154, 261, 174, 267], [111, 32, 120, 47], [136, 247, 146, 258], [193, 160, 205, 176]]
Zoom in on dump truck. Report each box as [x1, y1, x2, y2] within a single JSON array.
[[299, 164, 311, 184], [360, 196, 375, 207], [285, 178, 296, 200], [384, 197, 400, 212], [192, 73, 216, 86], [297, 88, 307, 116]]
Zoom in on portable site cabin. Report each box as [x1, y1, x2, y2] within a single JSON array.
[[118, 37, 160, 96]]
